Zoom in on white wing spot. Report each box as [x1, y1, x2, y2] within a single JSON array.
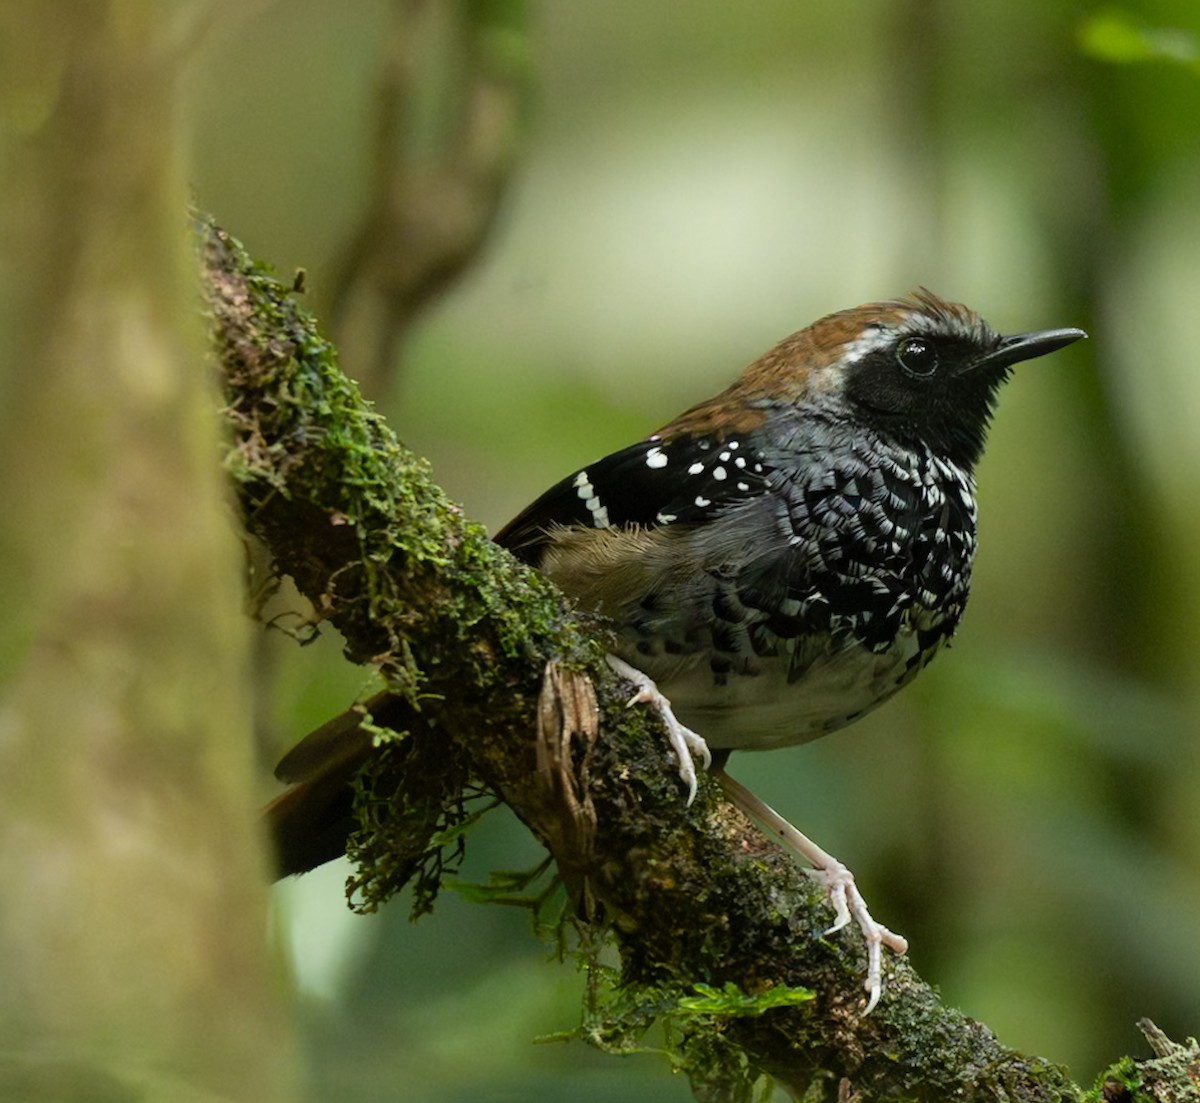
[[656, 511, 676, 524], [695, 496, 711, 508], [574, 470, 598, 506], [727, 440, 740, 450], [577, 484, 610, 528], [734, 456, 746, 469], [712, 467, 727, 480], [645, 447, 668, 469], [736, 481, 749, 491], [718, 452, 730, 462], [687, 461, 705, 476]]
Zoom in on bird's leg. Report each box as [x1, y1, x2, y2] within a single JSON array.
[[603, 656, 902, 1010], [716, 769, 907, 1014], [606, 654, 712, 805]]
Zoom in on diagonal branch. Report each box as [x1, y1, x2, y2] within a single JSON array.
[[200, 214, 1178, 1102]]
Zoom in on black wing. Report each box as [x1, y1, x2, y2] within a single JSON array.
[[494, 433, 773, 564]]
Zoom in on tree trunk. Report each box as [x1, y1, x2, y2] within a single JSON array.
[[0, 4, 294, 1099]]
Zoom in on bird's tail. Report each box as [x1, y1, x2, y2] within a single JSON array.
[[264, 691, 395, 878]]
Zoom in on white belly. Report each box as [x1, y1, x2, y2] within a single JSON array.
[[644, 631, 929, 751]]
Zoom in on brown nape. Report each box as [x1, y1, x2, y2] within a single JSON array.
[[264, 691, 397, 878]]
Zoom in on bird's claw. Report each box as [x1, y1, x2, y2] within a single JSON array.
[[607, 654, 712, 804], [716, 771, 907, 1014], [809, 860, 908, 1014]]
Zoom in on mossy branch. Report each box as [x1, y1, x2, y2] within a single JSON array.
[[200, 215, 1186, 1102]]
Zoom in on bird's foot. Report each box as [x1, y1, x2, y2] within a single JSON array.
[[716, 771, 906, 1014], [807, 858, 908, 1014], [606, 654, 712, 804]]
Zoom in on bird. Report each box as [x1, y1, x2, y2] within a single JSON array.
[[266, 289, 1086, 1013]]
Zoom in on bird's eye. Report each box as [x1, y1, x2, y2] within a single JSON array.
[[896, 336, 938, 378]]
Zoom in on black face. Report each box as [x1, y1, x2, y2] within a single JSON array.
[[844, 322, 1085, 469]]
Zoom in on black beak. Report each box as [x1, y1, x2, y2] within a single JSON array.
[[973, 327, 1087, 372]]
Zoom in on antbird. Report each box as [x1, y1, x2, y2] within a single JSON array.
[[267, 290, 1086, 1012]]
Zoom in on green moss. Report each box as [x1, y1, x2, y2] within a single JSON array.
[[1085, 1056, 1148, 1103], [202, 213, 604, 920]]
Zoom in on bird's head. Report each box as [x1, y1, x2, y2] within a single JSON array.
[[674, 290, 1086, 470], [828, 290, 1085, 466]]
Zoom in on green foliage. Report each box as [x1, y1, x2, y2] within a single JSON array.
[[345, 747, 474, 918], [673, 981, 815, 1018], [1079, 10, 1200, 70], [1086, 1056, 1151, 1103], [444, 855, 570, 940], [539, 939, 810, 1101], [667, 982, 815, 1102]]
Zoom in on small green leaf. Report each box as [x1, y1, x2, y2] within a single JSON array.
[[442, 855, 565, 940], [674, 981, 814, 1018], [427, 800, 499, 846]]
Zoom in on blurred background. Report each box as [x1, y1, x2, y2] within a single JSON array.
[[183, 2, 1200, 1099]]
